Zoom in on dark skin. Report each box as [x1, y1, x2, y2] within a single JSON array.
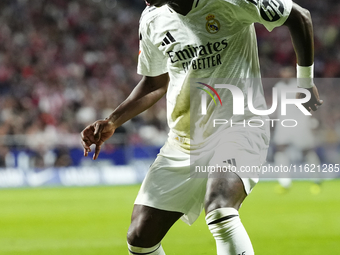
[[283, 3, 323, 111], [81, 74, 169, 160], [81, 1, 322, 248]]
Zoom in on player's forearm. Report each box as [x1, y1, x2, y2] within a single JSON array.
[[285, 3, 314, 66], [107, 74, 169, 129]]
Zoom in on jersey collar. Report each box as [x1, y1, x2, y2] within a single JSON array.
[[167, 0, 201, 16]]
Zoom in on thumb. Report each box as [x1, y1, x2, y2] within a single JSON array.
[[93, 122, 104, 142]]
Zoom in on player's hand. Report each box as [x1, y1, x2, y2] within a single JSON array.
[[80, 119, 115, 160], [296, 85, 323, 112]]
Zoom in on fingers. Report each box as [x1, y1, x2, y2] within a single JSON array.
[[305, 100, 323, 112], [81, 131, 92, 157], [92, 122, 104, 160], [301, 86, 323, 112], [310, 86, 323, 111], [80, 122, 105, 159], [309, 95, 323, 111], [82, 140, 91, 157], [81, 120, 111, 160], [93, 144, 102, 160], [309, 103, 318, 112], [94, 122, 104, 142]]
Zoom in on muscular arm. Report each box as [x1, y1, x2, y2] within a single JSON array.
[[283, 2, 323, 111], [108, 73, 169, 129], [81, 73, 169, 159], [284, 2, 314, 66]]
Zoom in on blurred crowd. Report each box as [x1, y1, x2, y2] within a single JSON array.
[[0, 0, 339, 168], [255, 0, 340, 163], [257, 0, 340, 78]]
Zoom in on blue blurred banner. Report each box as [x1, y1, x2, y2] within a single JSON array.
[[0, 145, 159, 188], [0, 161, 152, 188]]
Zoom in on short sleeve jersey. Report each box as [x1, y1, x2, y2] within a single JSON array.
[[138, 0, 292, 150]]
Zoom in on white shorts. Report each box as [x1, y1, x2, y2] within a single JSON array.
[[134, 126, 269, 225]]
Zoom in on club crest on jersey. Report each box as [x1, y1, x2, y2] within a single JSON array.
[[206, 14, 220, 34]]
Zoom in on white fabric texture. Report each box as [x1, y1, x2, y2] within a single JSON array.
[[128, 242, 165, 255], [135, 126, 268, 225], [206, 208, 254, 255], [138, 0, 292, 150]]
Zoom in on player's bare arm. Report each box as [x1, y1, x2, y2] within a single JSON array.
[[81, 73, 169, 160], [284, 2, 323, 112]]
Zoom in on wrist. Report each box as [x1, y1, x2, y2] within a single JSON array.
[[297, 63, 315, 89], [106, 115, 119, 130]]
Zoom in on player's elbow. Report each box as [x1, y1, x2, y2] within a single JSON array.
[[285, 3, 312, 29], [299, 7, 312, 26]]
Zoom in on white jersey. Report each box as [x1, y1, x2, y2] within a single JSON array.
[[138, 0, 292, 151]]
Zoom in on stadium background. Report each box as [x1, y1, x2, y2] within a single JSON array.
[[0, 0, 339, 254]]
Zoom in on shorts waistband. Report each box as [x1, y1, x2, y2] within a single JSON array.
[[168, 131, 191, 145]]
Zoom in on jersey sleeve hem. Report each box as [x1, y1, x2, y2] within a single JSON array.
[[137, 68, 168, 77], [265, 0, 293, 32]]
